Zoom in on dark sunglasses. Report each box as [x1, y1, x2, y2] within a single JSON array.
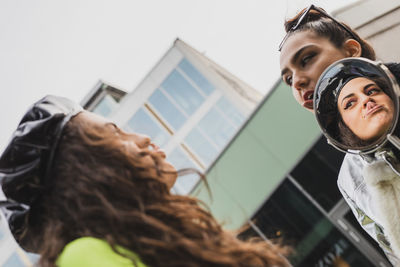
[[278, 4, 359, 51]]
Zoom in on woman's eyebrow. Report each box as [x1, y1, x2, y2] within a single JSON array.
[[280, 45, 314, 77], [362, 83, 377, 93], [291, 45, 313, 64], [340, 83, 376, 107], [340, 93, 355, 106]]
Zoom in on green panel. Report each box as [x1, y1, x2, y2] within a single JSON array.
[[246, 82, 320, 169], [193, 82, 321, 229], [195, 130, 286, 228]]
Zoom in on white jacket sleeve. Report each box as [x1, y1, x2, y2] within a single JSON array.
[[338, 153, 399, 265], [363, 159, 400, 260]]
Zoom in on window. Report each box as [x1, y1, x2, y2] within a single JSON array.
[[184, 96, 245, 167], [216, 97, 245, 127], [139, 59, 246, 181], [168, 147, 201, 195], [124, 108, 170, 147], [178, 59, 215, 96], [290, 137, 344, 212], [26, 253, 40, 266], [148, 89, 187, 130], [244, 179, 375, 267], [198, 106, 236, 149], [92, 95, 117, 117], [185, 127, 219, 166], [161, 70, 204, 116], [3, 252, 26, 267]]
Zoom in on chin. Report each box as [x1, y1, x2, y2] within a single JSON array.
[[363, 127, 391, 142]]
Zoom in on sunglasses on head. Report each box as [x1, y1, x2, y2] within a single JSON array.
[[278, 5, 359, 51]]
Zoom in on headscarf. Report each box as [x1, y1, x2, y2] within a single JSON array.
[[0, 95, 82, 250]]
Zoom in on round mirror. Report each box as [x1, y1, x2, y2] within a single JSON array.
[[314, 57, 400, 155]]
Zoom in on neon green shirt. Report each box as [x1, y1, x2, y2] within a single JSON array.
[[57, 237, 148, 267]]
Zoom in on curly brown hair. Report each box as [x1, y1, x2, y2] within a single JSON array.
[[284, 7, 376, 60], [24, 113, 290, 267]]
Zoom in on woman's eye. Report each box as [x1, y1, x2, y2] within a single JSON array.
[[366, 88, 380, 95], [344, 100, 355, 110], [301, 53, 315, 67], [284, 76, 292, 86]]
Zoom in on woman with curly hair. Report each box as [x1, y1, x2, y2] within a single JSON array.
[[0, 95, 289, 267]]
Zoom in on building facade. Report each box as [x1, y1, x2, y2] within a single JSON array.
[[84, 39, 262, 195]]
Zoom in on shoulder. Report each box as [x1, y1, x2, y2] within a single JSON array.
[[337, 153, 365, 196], [57, 237, 148, 267]]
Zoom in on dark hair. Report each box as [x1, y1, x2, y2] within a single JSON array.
[[337, 114, 371, 147], [284, 8, 376, 60], [26, 114, 289, 267]]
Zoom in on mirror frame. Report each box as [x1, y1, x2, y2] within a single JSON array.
[[314, 57, 400, 155]]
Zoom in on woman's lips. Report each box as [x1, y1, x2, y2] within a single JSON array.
[[150, 143, 166, 158], [365, 105, 383, 117], [302, 91, 314, 110], [303, 100, 314, 110]]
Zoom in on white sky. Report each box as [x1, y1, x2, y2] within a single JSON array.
[[0, 0, 356, 151]]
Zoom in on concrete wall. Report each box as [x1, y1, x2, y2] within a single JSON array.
[[334, 0, 400, 62]]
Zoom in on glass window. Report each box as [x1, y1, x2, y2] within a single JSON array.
[[178, 59, 215, 96], [198, 107, 236, 149], [290, 137, 344, 212], [148, 89, 187, 130], [92, 95, 117, 117], [243, 179, 375, 267], [161, 70, 204, 115], [216, 97, 245, 127], [124, 108, 170, 147], [3, 252, 26, 267], [184, 127, 218, 166], [168, 147, 201, 195], [26, 253, 40, 266]]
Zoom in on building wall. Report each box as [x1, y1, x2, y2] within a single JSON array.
[[193, 81, 320, 229], [333, 0, 400, 62], [100, 39, 262, 195]]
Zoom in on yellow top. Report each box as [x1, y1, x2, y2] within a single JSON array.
[[57, 237, 148, 267]]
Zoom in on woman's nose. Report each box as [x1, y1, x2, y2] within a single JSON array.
[[363, 98, 376, 109], [133, 133, 151, 148], [292, 74, 309, 93]]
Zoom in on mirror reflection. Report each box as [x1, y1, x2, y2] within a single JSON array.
[[314, 58, 400, 154], [337, 76, 394, 147]]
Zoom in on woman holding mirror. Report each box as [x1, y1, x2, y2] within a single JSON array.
[[279, 5, 400, 265], [315, 57, 400, 260]]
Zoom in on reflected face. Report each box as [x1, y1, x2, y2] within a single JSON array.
[[280, 31, 348, 112], [337, 77, 394, 141], [78, 111, 177, 189]]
